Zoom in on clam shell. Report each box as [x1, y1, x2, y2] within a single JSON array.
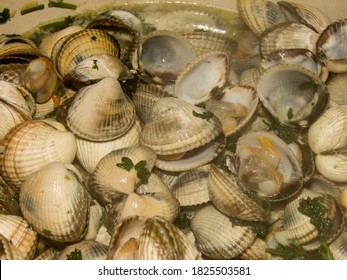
[[107, 216, 201, 260], [35, 247, 61, 260], [0, 234, 25, 260], [0, 179, 20, 215], [52, 29, 120, 79], [90, 146, 157, 205], [316, 19, 347, 73], [315, 154, 347, 183], [260, 22, 319, 57], [0, 214, 38, 259], [171, 164, 211, 207], [240, 237, 273, 260], [278, 1, 331, 33], [83, 200, 104, 241], [330, 230, 347, 260], [190, 204, 257, 259], [0, 120, 77, 190], [173, 51, 228, 105], [208, 165, 269, 221], [58, 240, 108, 260], [76, 116, 141, 174], [19, 162, 90, 243], [0, 34, 41, 58], [66, 77, 136, 142], [0, 63, 28, 84], [257, 64, 329, 127], [327, 73, 347, 107], [239, 68, 261, 88], [237, 0, 287, 36]]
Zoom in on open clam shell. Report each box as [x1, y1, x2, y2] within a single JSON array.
[[90, 146, 157, 205], [173, 51, 229, 105], [257, 64, 329, 127], [190, 204, 257, 259], [0, 214, 38, 259], [235, 130, 303, 201], [0, 34, 41, 59], [0, 120, 77, 190], [66, 77, 136, 142], [107, 216, 201, 260], [19, 162, 90, 243]]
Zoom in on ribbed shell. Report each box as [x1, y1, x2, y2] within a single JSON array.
[[52, 29, 120, 79], [330, 231, 347, 260], [0, 234, 25, 260], [66, 77, 136, 142], [58, 240, 108, 260], [76, 116, 141, 174], [107, 216, 201, 260], [208, 165, 269, 221], [0, 34, 41, 58], [19, 162, 89, 243], [190, 204, 257, 259], [327, 73, 347, 107], [90, 146, 157, 205], [0, 120, 77, 189], [0, 214, 37, 259]]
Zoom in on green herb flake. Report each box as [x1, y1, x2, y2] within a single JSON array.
[[92, 59, 99, 70], [66, 248, 82, 260], [48, 1, 77, 10], [116, 157, 134, 171], [192, 110, 214, 121], [263, 118, 299, 144], [287, 108, 294, 120], [0, 8, 11, 24], [229, 217, 268, 238], [43, 229, 52, 236], [134, 160, 150, 184], [64, 174, 71, 180]]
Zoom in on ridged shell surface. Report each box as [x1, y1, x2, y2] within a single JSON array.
[[58, 240, 108, 260]]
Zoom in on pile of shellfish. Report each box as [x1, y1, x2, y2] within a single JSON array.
[[0, 0, 347, 260]]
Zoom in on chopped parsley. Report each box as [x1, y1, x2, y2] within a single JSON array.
[[192, 110, 214, 121], [92, 59, 99, 70], [263, 117, 299, 144], [116, 157, 151, 184], [43, 229, 52, 236], [64, 174, 71, 180], [287, 108, 294, 120], [0, 8, 11, 23], [229, 217, 268, 238], [66, 248, 82, 260]]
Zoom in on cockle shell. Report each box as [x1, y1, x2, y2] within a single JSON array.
[[90, 146, 157, 205], [0, 214, 37, 259], [330, 230, 347, 260], [19, 162, 90, 243], [327, 73, 347, 107], [190, 204, 257, 259], [0, 34, 41, 58], [0, 120, 77, 190], [66, 77, 136, 142], [107, 216, 201, 260], [58, 240, 108, 260], [0, 234, 25, 260]]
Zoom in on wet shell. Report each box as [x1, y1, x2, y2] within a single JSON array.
[[34, 247, 61, 260], [19, 162, 90, 243], [90, 146, 157, 205], [135, 30, 196, 85], [190, 204, 257, 259], [278, 1, 331, 33], [239, 68, 261, 88], [0, 120, 77, 190], [257, 64, 329, 127], [171, 164, 211, 207], [327, 73, 347, 107], [66, 77, 136, 142], [174, 51, 228, 105], [0, 63, 28, 84], [0, 179, 20, 215], [0, 34, 41, 58], [0, 234, 25, 260], [107, 216, 201, 260], [239, 237, 273, 260], [205, 85, 259, 136], [237, 0, 288, 36], [316, 19, 347, 73], [315, 154, 347, 183], [0, 214, 37, 259], [208, 165, 269, 221], [58, 240, 108, 260], [260, 22, 319, 57], [329, 230, 347, 260], [76, 116, 141, 174], [51, 29, 120, 79]]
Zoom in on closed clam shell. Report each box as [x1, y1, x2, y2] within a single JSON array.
[[190, 204, 257, 259], [58, 240, 108, 260], [171, 164, 211, 207], [329, 230, 347, 260], [239, 68, 261, 88], [327, 73, 347, 107], [0, 34, 41, 58], [278, 1, 331, 33], [257, 64, 329, 127], [0, 120, 77, 190], [76, 116, 141, 174], [107, 216, 201, 260], [239, 237, 272, 260], [174, 51, 228, 105], [316, 19, 347, 73], [66, 77, 136, 142], [19, 162, 90, 243], [315, 154, 347, 183], [260, 22, 319, 57], [0, 214, 37, 259], [0, 234, 25, 260], [52, 29, 120, 79], [237, 0, 287, 36], [35, 247, 61, 260], [208, 165, 269, 222], [90, 146, 157, 205]]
